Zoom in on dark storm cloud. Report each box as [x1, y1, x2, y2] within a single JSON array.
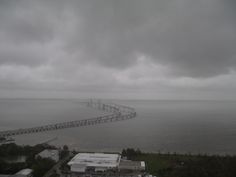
[[0, 0, 236, 99], [61, 0, 236, 77], [1, 0, 236, 77]]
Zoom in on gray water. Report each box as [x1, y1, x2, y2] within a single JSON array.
[[1, 99, 236, 155]]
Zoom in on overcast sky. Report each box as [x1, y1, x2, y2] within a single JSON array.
[[0, 0, 236, 99]]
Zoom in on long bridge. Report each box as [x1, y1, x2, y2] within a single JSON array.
[[0, 100, 136, 138]]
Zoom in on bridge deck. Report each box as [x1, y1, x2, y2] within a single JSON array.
[[0, 100, 136, 138]]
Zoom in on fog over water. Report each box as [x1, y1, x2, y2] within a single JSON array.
[[1, 99, 236, 155]]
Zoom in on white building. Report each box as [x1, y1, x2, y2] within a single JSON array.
[[36, 149, 59, 162], [68, 153, 121, 173]]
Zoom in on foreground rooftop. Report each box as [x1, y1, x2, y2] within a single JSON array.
[[68, 153, 121, 168]]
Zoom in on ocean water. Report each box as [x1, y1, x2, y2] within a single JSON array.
[[0, 99, 236, 155]]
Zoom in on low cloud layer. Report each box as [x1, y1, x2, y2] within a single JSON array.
[[0, 0, 236, 99]]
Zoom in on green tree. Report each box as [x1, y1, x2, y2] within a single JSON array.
[[32, 157, 55, 177]]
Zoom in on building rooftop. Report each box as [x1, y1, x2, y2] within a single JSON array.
[[11, 169, 32, 177], [15, 169, 32, 175], [119, 160, 145, 170], [37, 149, 59, 161], [68, 153, 121, 168]]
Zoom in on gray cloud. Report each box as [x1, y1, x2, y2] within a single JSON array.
[[0, 45, 50, 66], [0, 0, 236, 99], [0, 1, 56, 44], [63, 0, 236, 77]]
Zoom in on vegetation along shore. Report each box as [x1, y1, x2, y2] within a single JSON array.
[[1, 144, 236, 177]]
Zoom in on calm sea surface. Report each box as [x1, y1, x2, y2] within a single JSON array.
[[1, 99, 236, 155]]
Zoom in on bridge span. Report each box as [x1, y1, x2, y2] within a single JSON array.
[[0, 100, 136, 138]]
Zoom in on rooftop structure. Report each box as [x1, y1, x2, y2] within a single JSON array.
[[12, 169, 32, 177], [36, 149, 59, 162], [68, 153, 121, 173], [119, 160, 145, 171]]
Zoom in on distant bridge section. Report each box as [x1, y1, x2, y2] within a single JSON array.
[[0, 100, 136, 138]]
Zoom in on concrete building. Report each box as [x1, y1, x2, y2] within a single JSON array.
[[119, 160, 145, 171], [68, 153, 121, 173], [36, 149, 59, 162]]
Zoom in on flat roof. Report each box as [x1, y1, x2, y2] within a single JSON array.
[[11, 169, 33, 177], [16, 169, 32, 175], [37, 149, 58, 158], [68, 153, 120, 168]]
